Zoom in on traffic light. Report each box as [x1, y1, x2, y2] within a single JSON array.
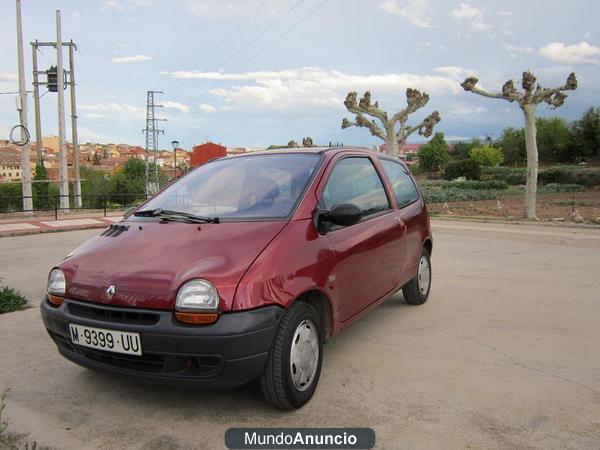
[[46, 66, 67, 92]]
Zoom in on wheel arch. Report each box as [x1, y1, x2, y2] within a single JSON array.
[[423, 236, 433, 256], [295, 289, 333, 342]]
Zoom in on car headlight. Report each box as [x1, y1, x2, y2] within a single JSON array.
[[176, 279, 219, 312], [47, 268, 66, 296]]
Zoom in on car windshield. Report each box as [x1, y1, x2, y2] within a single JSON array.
[[140, 153, 321, 220]]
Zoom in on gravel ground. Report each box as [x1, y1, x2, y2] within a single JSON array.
[[0, 222, 599, 449]]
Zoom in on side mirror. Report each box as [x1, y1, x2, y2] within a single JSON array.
[[313, 203, 362, 234]]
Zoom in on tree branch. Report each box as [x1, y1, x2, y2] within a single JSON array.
[[401, 111, 441, 141], [391, 88, 430, 125], [341, 115, 386, 141], [461, 76, 521, 102]]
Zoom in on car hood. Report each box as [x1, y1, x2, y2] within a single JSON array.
[[58, 220, 287, 311]]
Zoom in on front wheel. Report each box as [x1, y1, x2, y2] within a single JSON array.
[[260, 302, 323, 409], [402, 248, 432, 305]]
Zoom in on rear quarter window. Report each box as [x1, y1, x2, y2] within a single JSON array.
[[380, 159, 419, 208]]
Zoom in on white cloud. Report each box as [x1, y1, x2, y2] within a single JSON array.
[[379, 0, 432, 28], [471, 21, 491, 31], [82, 113, 108, 119], [170, 66, 461, 112], [449, 105, 487, 115], [199, 103, 217, 113], [102, 0, 126, 12], [102, 0, 158, 12], [79, 102, 145, 117], [505, 44, 532, 53], [111, 54, 152, 64], [0, 73, 18, 82], [449, 3, 491, 32], [186, 0, 244, 16], [450, 3, 479, 19], [162, 101, 190, 112], [539, 42, 600, 64], [498, 11, 514, 16], [433, 65, 477, 81]]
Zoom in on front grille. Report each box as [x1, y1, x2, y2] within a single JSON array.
[[48, 330, 223, 378], [68, 302, 160, 326], [79, 347, 165, 373]]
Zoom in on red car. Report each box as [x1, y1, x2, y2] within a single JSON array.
[[41, 147, 432, 409]]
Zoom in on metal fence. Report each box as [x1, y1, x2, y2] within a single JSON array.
[[0, 193, 147, 220]]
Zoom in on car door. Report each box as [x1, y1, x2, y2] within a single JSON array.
[[379, 159, 423, 284], [319, 155, 405, 322]]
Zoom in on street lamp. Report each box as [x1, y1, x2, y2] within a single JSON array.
[[171, 140, 179, 178]]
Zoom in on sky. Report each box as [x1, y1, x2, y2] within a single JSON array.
[[1, 0, 599, 150]]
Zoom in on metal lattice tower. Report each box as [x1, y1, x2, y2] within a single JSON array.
[[143, 90, 165, 195]]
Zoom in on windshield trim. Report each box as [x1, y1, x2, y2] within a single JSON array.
[[129, 152, 324, 223]]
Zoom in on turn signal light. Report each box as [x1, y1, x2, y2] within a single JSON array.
[[47, 294, 64, 307], [175, 312, 218, 325]]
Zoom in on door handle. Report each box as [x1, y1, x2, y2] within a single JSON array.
[[395, 216, 404, 226]]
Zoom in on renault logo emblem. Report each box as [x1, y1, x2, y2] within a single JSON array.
[[106, 284, 116, 300]]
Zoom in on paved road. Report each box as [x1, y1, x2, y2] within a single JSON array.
[[0, 221, 599, 449]]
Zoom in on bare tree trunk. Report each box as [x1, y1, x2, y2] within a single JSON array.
[[522, 103, 538, 220], [387, 132, 398, 156]]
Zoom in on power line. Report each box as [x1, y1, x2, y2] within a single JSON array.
[[234, 0, 331, 72], [75, 45, 120, 99], [216, 0, 306, 71], [165, 0, 268, 90]]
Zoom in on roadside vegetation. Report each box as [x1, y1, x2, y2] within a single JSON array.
[[410, 107, 600, 221], [0, 158, 165, 212], [0, 287, 28, 314]]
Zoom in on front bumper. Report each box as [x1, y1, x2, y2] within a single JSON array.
[[41, 297, 283, 389]]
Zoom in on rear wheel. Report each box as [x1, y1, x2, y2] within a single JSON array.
[[260, 302, 323, 409], [402, 248, 431, 305]]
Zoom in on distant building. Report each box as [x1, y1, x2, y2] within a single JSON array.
[[0, 146, 23, 181], [190, 142, 226, 167], [42, 136, 60, 152]]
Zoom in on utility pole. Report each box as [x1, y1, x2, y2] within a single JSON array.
[[143, 91, 165, 195], [56, 10, 69, 210], [32, 37, 79, 199], [15, 0, 33, 212], [68, 40, 81, 207], [31, 41, 43, 165]]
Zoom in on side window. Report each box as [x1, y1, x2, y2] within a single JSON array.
[[322, 157, 390, 218], [380, 159, 419, 208]]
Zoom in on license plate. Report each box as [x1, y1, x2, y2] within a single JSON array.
[[69, 324, 142, 356]]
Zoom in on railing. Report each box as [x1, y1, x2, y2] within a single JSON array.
[[0, 193, 148, 220]]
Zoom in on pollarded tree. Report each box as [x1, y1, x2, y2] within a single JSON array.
[[461, 70, 577, 219], [341, 89, 441, 156]]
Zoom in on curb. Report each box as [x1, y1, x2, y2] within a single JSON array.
[[431, 215, 600, 230], [0, 223, 111, 239]]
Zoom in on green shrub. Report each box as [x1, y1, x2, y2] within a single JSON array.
[[0, 287, 28, 314], [443, 159, 481, 181], [418, 180, 514, 203], [468, 145, 504, 167], [481, 166, 600, 187], [418, 133, 451, 172], [538, 183, 585, 193], [539, 167, 569, 184], [421, 180, 509, 190], [481, 166, 526, 185]]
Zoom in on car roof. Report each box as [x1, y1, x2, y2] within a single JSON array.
[[226, 146, 375, 158]]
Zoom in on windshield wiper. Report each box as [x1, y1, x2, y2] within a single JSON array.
[[133, 208, 220, 223]]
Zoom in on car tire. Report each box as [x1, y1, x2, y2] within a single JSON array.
[[402, 248, 432, 305], [260, 301, 323, 409]]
